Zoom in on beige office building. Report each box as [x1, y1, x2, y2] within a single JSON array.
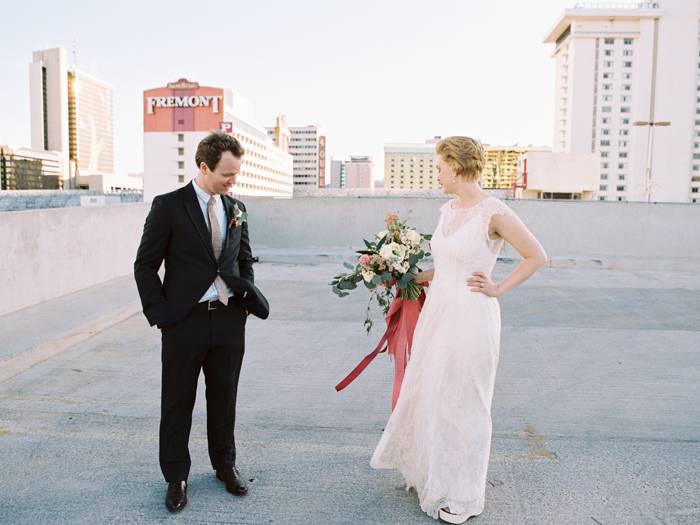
[[384, 139, 440, 189], [268, 120, 326, 191], [385, 139, 549, 189]]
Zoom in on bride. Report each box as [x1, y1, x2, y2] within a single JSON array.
[[370, 136, 546, 523]]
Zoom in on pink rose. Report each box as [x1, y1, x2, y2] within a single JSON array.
[[359, 254, 370, 268]]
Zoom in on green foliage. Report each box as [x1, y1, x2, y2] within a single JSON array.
[[329, 212, 433, 334]]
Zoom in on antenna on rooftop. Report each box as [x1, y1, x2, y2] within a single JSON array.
[[72, 38, 77, 68]]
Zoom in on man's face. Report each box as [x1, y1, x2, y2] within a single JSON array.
[[198, 151, 242, 195]]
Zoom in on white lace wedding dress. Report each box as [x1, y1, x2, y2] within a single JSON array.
[[371, 196, 514, 520]]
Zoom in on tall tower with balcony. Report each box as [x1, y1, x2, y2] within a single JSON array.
[[545, 1, 700, 202]]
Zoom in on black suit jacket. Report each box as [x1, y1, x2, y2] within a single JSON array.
[[134, 182, 259, 328]]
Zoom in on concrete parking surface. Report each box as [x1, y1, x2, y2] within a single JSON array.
[[0, 259, 698, 524]]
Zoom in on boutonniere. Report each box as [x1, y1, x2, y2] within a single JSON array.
[[228, 203, 248, 229]]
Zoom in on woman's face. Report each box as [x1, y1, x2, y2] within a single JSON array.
[[435, 155, 457, 194]]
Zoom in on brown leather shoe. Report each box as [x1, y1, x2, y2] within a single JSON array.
[[165, 481, 187, 512], [216, 466, 248, 495]]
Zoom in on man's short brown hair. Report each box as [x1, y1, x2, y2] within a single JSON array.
[[195, 131, 245, 171]]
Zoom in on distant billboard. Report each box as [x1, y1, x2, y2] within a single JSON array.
[[318, 136, 326, 187]]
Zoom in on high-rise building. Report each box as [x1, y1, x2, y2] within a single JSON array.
[[144, 79, 293, 201], [385, 138, 548, 189], [482, 146, 551, 189], [329, 159, 346, 188], [0, 146, 62, 190], [29, 47, 114, 189], [267, 122, 326, 191], [345, 156, 374, 189], [544, 1, 700, 203], [384, 139, 440, 189]]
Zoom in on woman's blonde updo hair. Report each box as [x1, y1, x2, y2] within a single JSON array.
[[435, 136, 486, 183]]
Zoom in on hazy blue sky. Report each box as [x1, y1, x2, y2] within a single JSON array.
[[0, 0, 573, 179]]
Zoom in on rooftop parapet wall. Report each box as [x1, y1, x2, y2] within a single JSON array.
[[245, 197, 700, 260], [1, 198, 698, 317], [0, 189, 143, 212]]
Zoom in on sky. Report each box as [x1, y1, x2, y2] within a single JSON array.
[[0, 0, 573, 181]]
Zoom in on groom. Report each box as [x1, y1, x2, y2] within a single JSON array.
[[134, 130, 268, 512]]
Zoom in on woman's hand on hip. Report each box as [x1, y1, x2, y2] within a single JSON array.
[[467, 272, 502, 297]]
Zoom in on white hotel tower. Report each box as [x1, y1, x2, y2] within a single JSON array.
[[545, 1, 700, 203]]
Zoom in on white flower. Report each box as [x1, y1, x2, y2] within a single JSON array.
[[379, 243, 394, 259], [401, 262, 410, 273], [406, 230, 421, 246], [375, 230, 389, 241], [394, 243, 407, 259], [361, 268, 375, 282]]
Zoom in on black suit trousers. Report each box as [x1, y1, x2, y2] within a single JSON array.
[[159, 301, 247, 482]]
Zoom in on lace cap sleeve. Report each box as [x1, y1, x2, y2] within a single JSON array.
[[481, 198, 515, 246]]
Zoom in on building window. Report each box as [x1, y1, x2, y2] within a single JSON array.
[[694, 165, 700, 170], [602, 129, 610, 135], [602, 107, 612, 113], [617, 185, 626, 191], [623, 62, 633, 68], [600, 140, 610, 146], [622, 85, 631, 91], [618, 196, 627, 201], [178, 175, 184, 183], [178, 148, 184, 155], [623, 73, 632, 79], [692, 176, 700, 182], [621, 118, 630, 124], [694, 153, 700, 159], [621, 107, 631, 113], [599, 196, 607, 201], [601, 174, 608, 180], [604, 49, 613, 56], [604, 61, 613, 67], [602, 95, 612, 101], [618, 163, 627, 169], [620, 129, 629, 136], [603, 72, 613, 79], [603, 84, 612, 90], [600, 185, 608, 191], [623, 50, 633, 56], [178, 161, 185, 169], [605, 38, 614, 44], [602, 118, 611, 124], [696, 120, 700, 126], [693, 188, 699, 193], [601, 152, 609, 157], [178, 134, 184, 142], [619, 141, 628, 147], [624, 38, 633, 45], [619, 175, 626, 180], [601, 163, 609, 169], [619, 152, 628, 158]]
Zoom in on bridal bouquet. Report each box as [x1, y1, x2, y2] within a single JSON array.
[[331, 211, 432, 333], [331, 212, 432, 410]]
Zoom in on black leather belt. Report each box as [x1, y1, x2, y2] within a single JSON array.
[[194, 299, 227, 310]]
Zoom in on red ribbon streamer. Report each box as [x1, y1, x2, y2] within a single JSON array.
[[335, 284, 428, 411]]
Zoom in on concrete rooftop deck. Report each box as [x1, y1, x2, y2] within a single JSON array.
[[1, 258, 699, 524]]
